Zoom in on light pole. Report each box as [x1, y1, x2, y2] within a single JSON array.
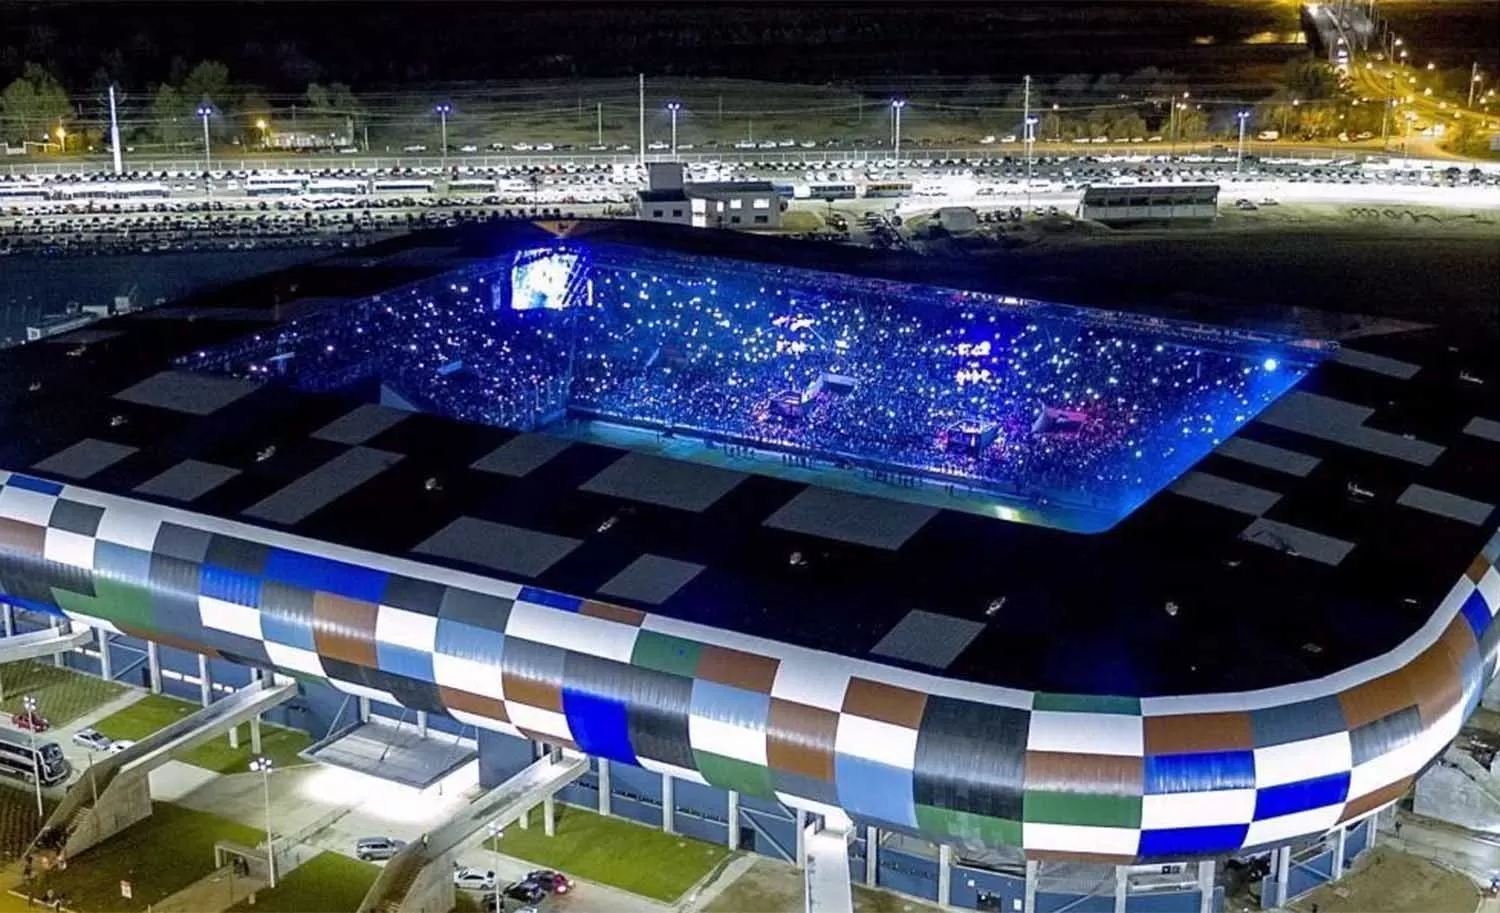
[[196, 103, 213, 175], [1024, 115, 1039, 209], [434, 103, 453, 168], [1235, 110, 1251, 173], [1170, 92, 1189, 161], [255, 119, 269, 150], [666, 102, 681, 158], [890, 99, 906, 162], [1470, 64, 1483, 109], [487, 821, 503, 913], [250, 757, 277, 887], [23, 695, 42, 817]]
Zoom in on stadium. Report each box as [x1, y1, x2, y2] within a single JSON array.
[[0, 219, 1497, 909]]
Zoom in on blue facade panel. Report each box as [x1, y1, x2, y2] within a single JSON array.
[[561, 687, 638, 766], [1125, 891, 1202, 913], [1139, 824, 1249, 857], [199, 565, 262, 607], [478, 729, 538, 788], [675, 811, 728, 846], [836, 754, 917, 828], [375, 642, 436, 683], [1038, 894, 1114, 913], [950, 866, 1025, 911], [263, 548, 387, 604], [876, 847, 939, 901], [674, 776, 729, 820], [1144, 751, 1255, 794], [1253, 772, 1350, 820]]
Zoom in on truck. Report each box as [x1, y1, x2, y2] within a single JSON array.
[[1256, 130, 1280, 142]]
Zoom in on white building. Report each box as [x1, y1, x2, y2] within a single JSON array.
[[636, 163, 782, 230]]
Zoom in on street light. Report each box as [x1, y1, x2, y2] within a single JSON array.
[[255, 119, 269, 149], [22, 696, 42, 817], [890, 99, 906, 161], [1170, 92, 1190, 161], [666, 102, 681, 158], [1235, 110, 1251, 173], [53, 127, 65, 154], [250, 757, 277, 887], [486, 821, 503, 913], [434, 102, 453, 167], [1024, 115, 1039, 207]]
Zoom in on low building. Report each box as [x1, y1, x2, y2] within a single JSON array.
[[936, 206, 979, 234], [637, 163, 781, 230], [1078, 184, 1219, 224]]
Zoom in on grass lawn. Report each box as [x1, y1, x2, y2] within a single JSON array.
[[90, 694, 314, 773], [704, 858, 945, 913], [0, 660, 128, 727], [30, 802, 262, 913], [226, 852, 378, 913], [0, 783, 56, 859], [494, 804, 729, 903]]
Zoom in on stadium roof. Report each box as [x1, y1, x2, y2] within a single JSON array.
[[2, 219, 1497, 701]]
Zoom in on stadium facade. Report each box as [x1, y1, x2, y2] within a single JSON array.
[[0, 220, 1496, 907]]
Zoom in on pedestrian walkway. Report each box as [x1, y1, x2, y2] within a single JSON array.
[[681, 854, 761, 912], [149, 865, 265, 913]]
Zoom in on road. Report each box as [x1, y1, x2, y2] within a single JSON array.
[[1346, 55, 1500, 150]]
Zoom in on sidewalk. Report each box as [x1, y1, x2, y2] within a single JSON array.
[[150, 866, 265, 913]]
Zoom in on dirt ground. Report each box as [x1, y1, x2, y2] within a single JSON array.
[[1288, 847, 1481, 913], [704, 858, 945, 913]]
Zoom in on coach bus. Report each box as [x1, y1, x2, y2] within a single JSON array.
[[307, 178, 369, 196], [862, 180, 913, 198], [51, 182, 171, 201], [0, 183, 49, 203], [246, 175, 308, 197], [0, 731, 68, 786], [448, 178, 496, 194], [807, 182, 858, 200], [373, 178, 435, 194]]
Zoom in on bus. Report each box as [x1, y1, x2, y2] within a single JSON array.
[[807, 182, 858, 200], [373, 179, 435, 194], [307, 178, 369, 195], [0, 731, 69, 786], [448, 178, 496, 194], [863, 180, 913, 198], [0, 183, 48, 203], [245, 176, 308, 197], [52, 182, 171, 201]]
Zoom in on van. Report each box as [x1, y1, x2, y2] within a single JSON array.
[[356, 837, 407, 861]]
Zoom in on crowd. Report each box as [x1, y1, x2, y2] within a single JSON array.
[[200, 244, 1309, 511]]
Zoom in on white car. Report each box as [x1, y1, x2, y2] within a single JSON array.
[[453, 867, 497, 891], [108, 739, 136, 754], [647, 141, 669, 151], [72, 728, 112, 752], [459, 145, 478, 153], [535, 143, 555, 152], [402, 145, 427, 153], [511, 143, 534, 152]]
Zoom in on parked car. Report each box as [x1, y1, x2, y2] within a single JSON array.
[[12, 711, 49, 732], [72, 728, 112, 751], [355, 837, 407, 861], [108, 739, 136, 754], [501, 881, 545, 905], [454, 867, 497, 891], [523, 870, 572, 894]]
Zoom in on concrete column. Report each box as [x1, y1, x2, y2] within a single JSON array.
[[1114, 865, 1128, 913], [598, 760, 612, 816], [865, 825, 878, 885], [2, 602, 13, 637], [251, 716, 263, 754], [416, 710, 429, 739], [357, 695, 371, 723], [50, 615, 63, 666], [228, 723, 240, 749], [726, 789, 741, 850], [543, 795, 556, 836], [146, 641, 161, 693], [198, 654, 212, 707], [1274, 845, 1291, 909], [517, 806, 529, 829], [938, 844, 953, 907], [662, 773, 675, 835], [1197, 859, 1215, 913], [97, 627, 112, 680], [1332, 826, 1348, 879], [1024, 859, 1039, 913], [795, 807, 808, 869]]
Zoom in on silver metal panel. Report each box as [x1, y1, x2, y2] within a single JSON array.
[[1215, 437, 1320, 478], [598, 554, 705, 605], [870, 609, 984, 670], [415, 516, 581, 578], [44, 329, 122, 344], [1396, 484, 1496, 527], [1332, 347, 1421, 380], [1464, 417, 1500, 444], [764, 486, 937, 550], [1170, 471, 1282, 517], [307, 720, 476, 790], [1240, 518, 1356, 566], [1257, 391, 1443, 466], [312, 404, 410, 445], [581, 452, 746, 512], [242, 447, 402, 525], [31, 439, 138, 480], [471, 433, 573, 477], [133, 460, 241, 502], [114, 370, 260, 415]]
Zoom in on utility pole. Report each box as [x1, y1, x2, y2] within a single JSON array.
[[638, 73, 645, 167], [718, 94, 723, 123], [1022, 75, 1033, 206], [1381, 73, 1393, 147], [1235, 110, 1250, 173], [107, 84, 123, 176], [596, 103, 603, 147], [1469, 62, 1481, 109]]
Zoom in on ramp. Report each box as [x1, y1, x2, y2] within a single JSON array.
[[357, 752, 590, 913], [804, 825, 854, 913], [0, 625, 94, 664], [30, 678, 298, 859]]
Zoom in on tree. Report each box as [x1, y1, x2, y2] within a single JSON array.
[[1108, 111, 1147, 140], [181, 60, 230, 110], [1283, 57, 1339, 101], [1176, 106, 1209, 141], [0, 62, 70, 144], [150, 83, 190, 148]]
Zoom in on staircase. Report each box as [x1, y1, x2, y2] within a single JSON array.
[[360, 845, 429, 913]]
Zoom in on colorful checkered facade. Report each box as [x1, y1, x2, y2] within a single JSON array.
[[3, 469, 1498, 861]]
